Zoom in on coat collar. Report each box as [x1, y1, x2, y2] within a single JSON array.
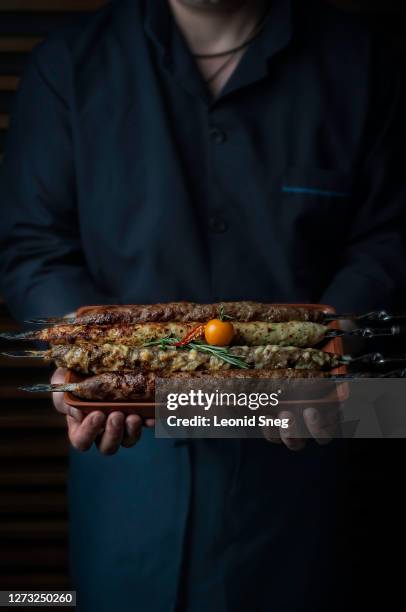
[[117, 0, 294, 103]]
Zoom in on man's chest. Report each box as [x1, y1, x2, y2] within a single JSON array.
[[70, 47, 369, 301], [73, 54, 363, 233]]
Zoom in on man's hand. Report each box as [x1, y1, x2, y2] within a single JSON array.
[[52, 368, 154, 455], [263, 404, 339, 451]]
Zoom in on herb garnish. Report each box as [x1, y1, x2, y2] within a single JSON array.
[[143, 336, 249, 369], [219, 304, 233, 321]]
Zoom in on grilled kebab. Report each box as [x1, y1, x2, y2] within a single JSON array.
[[12, 321, 329, 348], [29, 302, 328, 325], [33, 343, 341, 374], [25, 370, 333, 401]]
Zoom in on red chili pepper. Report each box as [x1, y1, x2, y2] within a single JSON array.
[[175, 324, 205, 347]]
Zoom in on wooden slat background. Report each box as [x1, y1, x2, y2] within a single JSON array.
[[0, 0, 405, 599]]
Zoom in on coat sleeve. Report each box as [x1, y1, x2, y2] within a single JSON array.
[[322, 44, 406, 313], [0, 39, 110, 322]]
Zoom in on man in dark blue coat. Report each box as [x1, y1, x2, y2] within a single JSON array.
[[1, 0, 405, 610]]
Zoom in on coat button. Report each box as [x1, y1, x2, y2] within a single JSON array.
[[209, 215, 229, 234], [209, 127, 226, 144]]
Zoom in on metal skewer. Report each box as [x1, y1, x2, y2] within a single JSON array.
[[20, 383, 77, 393], [1, 350, 43, 358], [0, 332, 39, 340], [24, 317, 77, 325]]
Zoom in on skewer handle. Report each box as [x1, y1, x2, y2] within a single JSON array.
[[331, 368, 406, 379], [326, 310, 406, 323], [343, 352, 406, 368], [327, 325, 406, 339]]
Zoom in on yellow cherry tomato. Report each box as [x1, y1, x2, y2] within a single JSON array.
[[204, 319, 235, 347]]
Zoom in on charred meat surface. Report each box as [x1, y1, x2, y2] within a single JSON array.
[[46, 343, 341, 374], [66, 369, 332, 401], [73, 302, 327, 324]]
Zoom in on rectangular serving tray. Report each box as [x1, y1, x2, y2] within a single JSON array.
[[64, 303, 348, 416]]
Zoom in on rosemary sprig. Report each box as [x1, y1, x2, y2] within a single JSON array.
[[143, 336, 178, 349], [143, 336, 249, 369], [219, 304, 233, 321], [188, 341, 250, 369]]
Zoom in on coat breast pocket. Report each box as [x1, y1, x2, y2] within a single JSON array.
[[279, 166, 354, 240], [267, 166, 355, 280], [282, 166, 353, 200]]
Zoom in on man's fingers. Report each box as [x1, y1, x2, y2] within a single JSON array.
[[66, 409, 146, 454], [121, 415, 143, 448], [67, 411, 106, 452], [279, 410, 306, 452], [96, 412, 126, 455], [52, 368, 83, 421], [303, 406, 338, 445], [54, 393, 83, 421], [51, 368, 67, 385], [53, 363, 146, 454]]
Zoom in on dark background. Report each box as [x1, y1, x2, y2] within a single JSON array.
[[0, 0, 405, 605]]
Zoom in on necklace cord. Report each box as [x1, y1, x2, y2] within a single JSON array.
[[192, 7, 270, 60]]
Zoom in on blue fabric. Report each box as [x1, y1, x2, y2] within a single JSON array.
[[68, 432, 191, 612], [0, 0, 405, 609], [282, 186, 352, 198], [68, 433, 341, 612], [1, 0, 405, 319]]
